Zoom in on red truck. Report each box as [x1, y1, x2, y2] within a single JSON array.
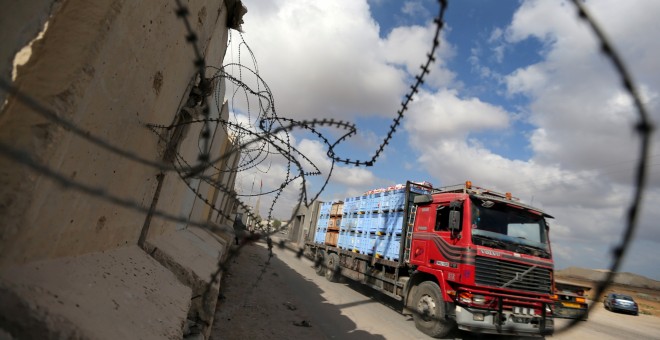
[[306, 181, 555, 338]]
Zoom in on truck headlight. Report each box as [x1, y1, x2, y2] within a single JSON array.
[[472, 295, 486, 305]]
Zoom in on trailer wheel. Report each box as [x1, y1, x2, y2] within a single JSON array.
[[412, 281, 453, 338], [324, 253, 341, 282], [314, 250, 326, 276]]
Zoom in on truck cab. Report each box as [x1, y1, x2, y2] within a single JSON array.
[[406, 182, 554, 336]]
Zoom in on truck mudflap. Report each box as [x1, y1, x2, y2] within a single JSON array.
[[455, 305, 553, 337]]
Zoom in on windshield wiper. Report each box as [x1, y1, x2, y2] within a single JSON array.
[[514, 243, 550, 258], [474, 234, 550, 257], [473, 234, 509, 251]]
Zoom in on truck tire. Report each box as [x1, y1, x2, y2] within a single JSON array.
[[412, 281, 453, 338], [325, 253, 341, 282], [315, 250, 326, 276]]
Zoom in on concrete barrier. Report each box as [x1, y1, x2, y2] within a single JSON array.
[[144, 224, 235, 338], [0, 246, 191, 339], [0, 0, 247, 338]]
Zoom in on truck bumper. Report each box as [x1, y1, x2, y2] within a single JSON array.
[[554, 305, 588, 319], [455, 305, 553, 337]]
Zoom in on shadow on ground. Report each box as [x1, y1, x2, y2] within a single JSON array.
[[210, 241, 386, 339]]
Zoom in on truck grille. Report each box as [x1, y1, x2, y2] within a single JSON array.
[[475, 256, 552, 294]]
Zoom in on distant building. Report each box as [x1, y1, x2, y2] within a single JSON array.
[[288, 201, 322, 245]]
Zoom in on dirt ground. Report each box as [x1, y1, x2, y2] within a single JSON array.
[[210, 240, 326, 339]]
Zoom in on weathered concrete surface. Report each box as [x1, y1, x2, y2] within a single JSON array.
[[0, 0, 247, 338], [0, 0, 232, 267], [0, 245, 191, 340], [144, 225, 235, 338]]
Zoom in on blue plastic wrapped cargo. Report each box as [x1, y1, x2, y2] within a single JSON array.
[[350, 232, 361, 252], [371, 213, 387, 234], [389, 189, 406, 211], [342, 197, 351, 215], [356, 213, 368, 233], [315, 227, 327, 244], [363, 233, 378, 255], [386, 235, 401, 260], [339, 231, 348, 249], [376, 234, 393, 258], [365, 213, 374, 233], [368, 212, 377, 232], [340, 214, 351, 231], [319, 202, 332, 215], [344, 196, 359, 214], [357, 195, 369, 213], [341, 214, 358, 231], [369, 193, 382, 212], [390, 211, 405, 235], [380, 191, 391, 211], [348, 230, 356, 248], [317, 215, 329, 228]]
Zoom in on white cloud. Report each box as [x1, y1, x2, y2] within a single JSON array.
[[231, 0, 456, 121], [382, 24, 456, 88], [502, 0, 660, 181], [297, 138, 377, 187], [405, 89, 509, 140], [234, 1, 397, 118], [505, 64, 547, 96], [489, 27, 503, 43], [468, 41, 504, 83], [401, 1, 428, 18], [504, 0, 583, 48]]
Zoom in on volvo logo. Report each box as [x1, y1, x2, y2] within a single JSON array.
[[479, 249, 501, 257], [502, 265, 538, 288]]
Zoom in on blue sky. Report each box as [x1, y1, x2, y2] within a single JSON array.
[[224, 0, 660, 280]]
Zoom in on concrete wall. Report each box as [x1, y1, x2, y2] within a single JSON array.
[[0, 0, 240, 265], [0, 0, 246, 338]]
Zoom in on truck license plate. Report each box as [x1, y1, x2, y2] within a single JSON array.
[[562, 302, 580, 308]]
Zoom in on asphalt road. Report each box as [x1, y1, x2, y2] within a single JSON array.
[[212, 239, 660, 339]]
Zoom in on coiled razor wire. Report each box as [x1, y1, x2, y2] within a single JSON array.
[[0, 0, 652, 336]]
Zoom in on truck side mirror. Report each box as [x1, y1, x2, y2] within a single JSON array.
[[448, 210, 461, 231]]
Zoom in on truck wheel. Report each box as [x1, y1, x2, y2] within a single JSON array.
[[412, 281, 453, 338], [325, 253, 341, 282], [314, 251, 326, 276]]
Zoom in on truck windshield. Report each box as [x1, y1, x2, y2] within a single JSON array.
[[470, 197, 549, 256]]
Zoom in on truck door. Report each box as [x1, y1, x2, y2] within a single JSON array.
[[434, 201, 462, 244], [427, 200, 463, 281], [409, 205, 434, 266]]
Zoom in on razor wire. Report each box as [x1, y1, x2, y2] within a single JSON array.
[[0, 0, 652, 337]]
